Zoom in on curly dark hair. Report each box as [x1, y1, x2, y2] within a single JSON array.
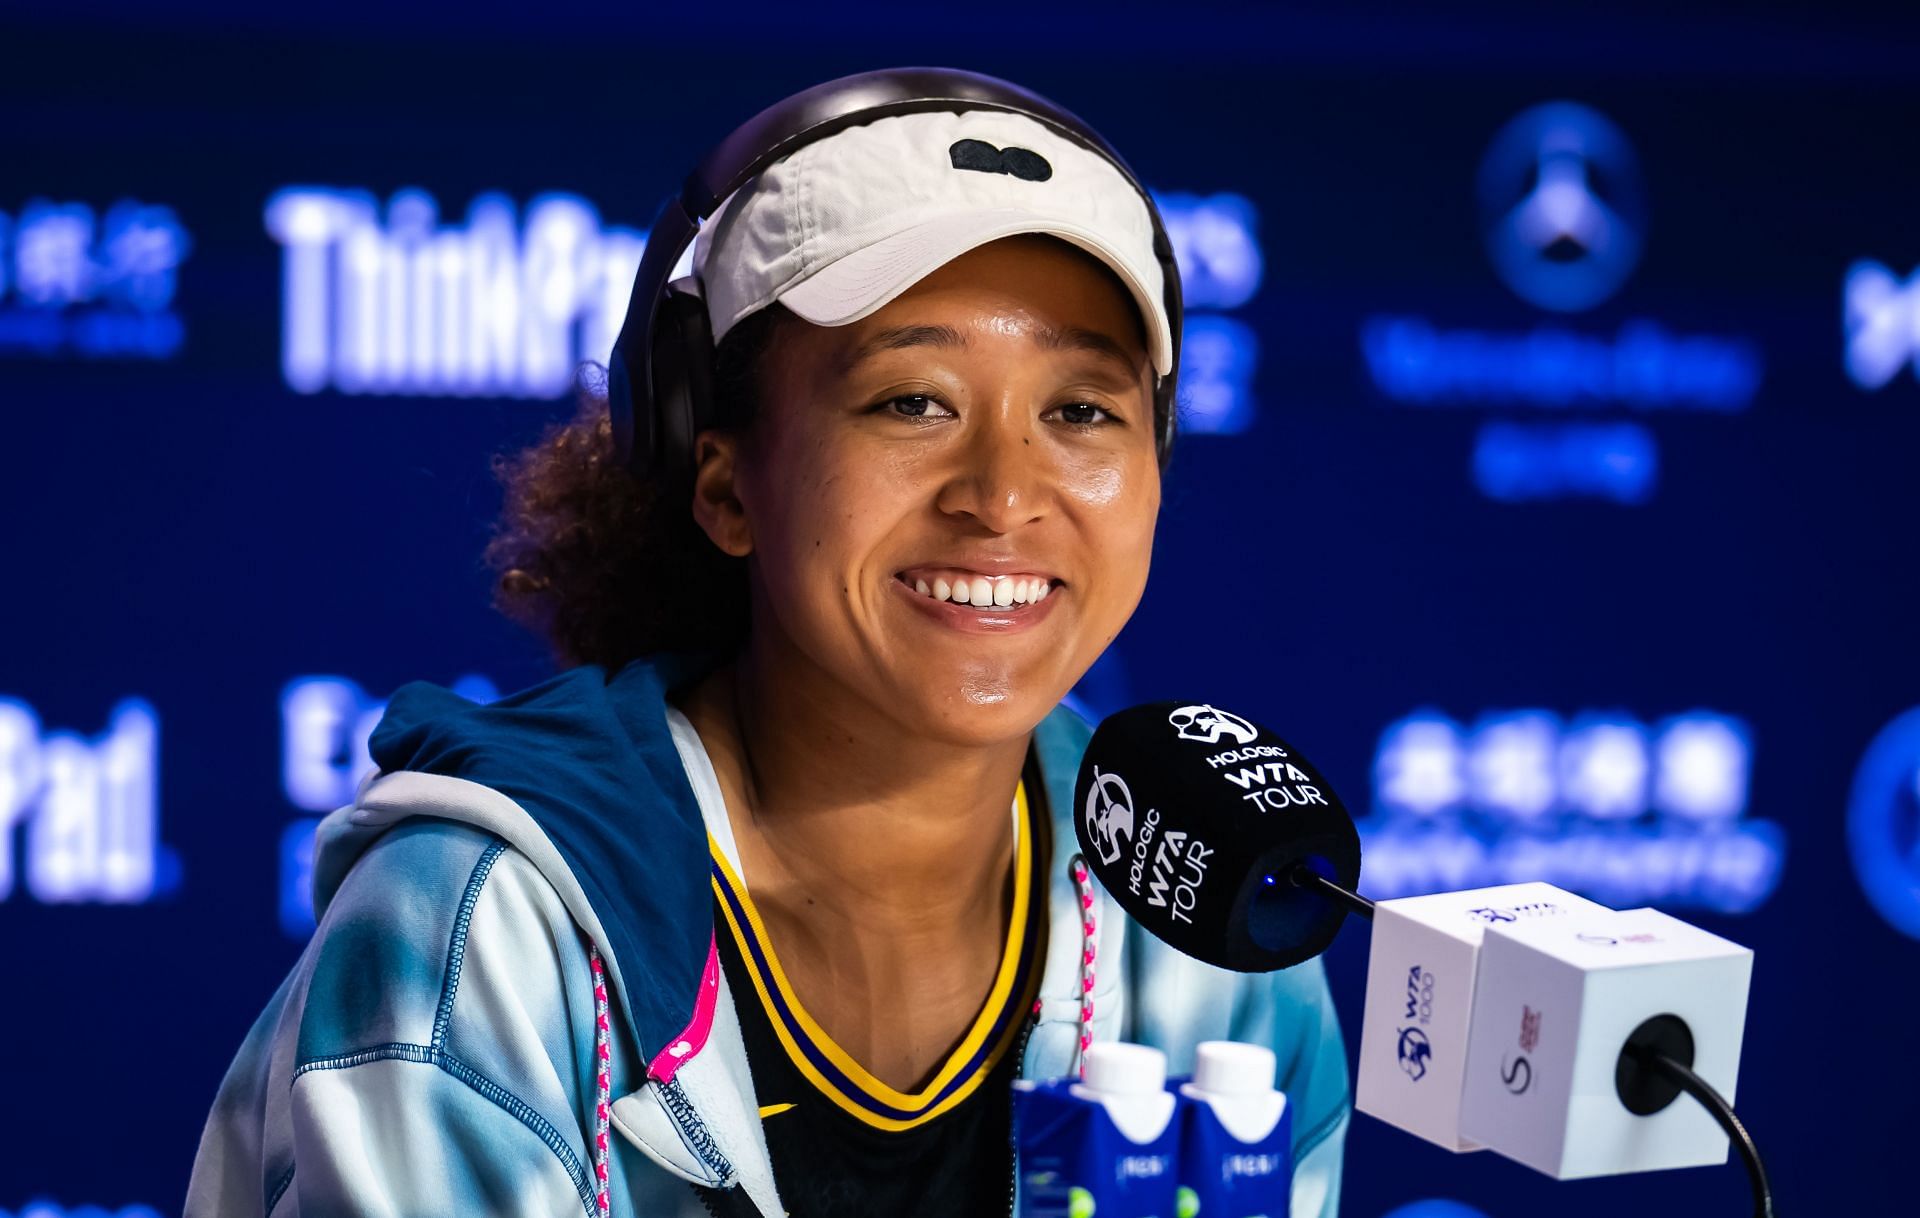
[[485, 305, 788, 669]]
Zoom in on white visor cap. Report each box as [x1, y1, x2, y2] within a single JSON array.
[[691, 109, 1174, 377]]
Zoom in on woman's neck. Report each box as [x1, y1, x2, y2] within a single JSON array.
[[690, 638, 1028, 931], [675, 640, 1031, 1089]]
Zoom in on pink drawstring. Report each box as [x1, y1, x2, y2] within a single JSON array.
[[1070, 854, 1097, 1078], [590, 945, 612, 1215]]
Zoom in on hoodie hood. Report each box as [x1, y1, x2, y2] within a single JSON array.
[[333, 655, 721, 1078]]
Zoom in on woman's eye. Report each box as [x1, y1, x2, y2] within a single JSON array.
[[1051, 401, 1116, 427], [877, 394, 951, 420]]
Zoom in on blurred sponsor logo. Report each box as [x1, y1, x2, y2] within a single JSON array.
[[1844, 260, 1920, 390], [1845, 706, 1920, 939], [0, 198, 190, 360], [1362, 708, 1783, 913], [0, 697, 176, 904], [277, 673, 497, 936], [1358, 103, 1762, 504]]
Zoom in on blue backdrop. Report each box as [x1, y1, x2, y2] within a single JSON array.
[[3, 3, 1915, 1215]]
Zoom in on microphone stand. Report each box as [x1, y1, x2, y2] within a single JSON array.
[[1285, 863, 1374, 921]]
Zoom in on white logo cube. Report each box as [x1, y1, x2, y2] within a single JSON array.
[[1459, 906, 1753, 1179], [1356, 882, 1607, 1152]]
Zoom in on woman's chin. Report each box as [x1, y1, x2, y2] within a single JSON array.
[[883, 673, 1076, 748]]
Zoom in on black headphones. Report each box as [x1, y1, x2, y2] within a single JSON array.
[[605, 66, 1183, 481]]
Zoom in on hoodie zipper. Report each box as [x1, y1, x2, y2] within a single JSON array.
[[688, 1182, 765, 1218], [1006, 1009, 1042, 1218]]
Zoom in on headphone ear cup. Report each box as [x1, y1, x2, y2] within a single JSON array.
[[607, 339, 647, 478], [648, 282, 717, 478]]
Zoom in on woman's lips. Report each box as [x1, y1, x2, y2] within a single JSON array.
[[895, 567, 1056, 609], [889, 571, 1063, 633]]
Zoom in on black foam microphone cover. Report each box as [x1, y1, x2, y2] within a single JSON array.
[[1073, 702, 1362, 971]]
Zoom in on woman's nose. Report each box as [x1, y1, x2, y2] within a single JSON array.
[[933, 404, 1050, 533]]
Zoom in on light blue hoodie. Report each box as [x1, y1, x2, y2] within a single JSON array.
[[186, 657, 1349, 1216]]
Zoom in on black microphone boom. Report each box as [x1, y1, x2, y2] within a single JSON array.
[[1073, 702, 1362, 972]]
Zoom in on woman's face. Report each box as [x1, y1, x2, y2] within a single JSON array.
[[716, 235, 1161, 746]]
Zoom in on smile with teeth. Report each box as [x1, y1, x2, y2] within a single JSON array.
[[900, 571, 1056, 609]]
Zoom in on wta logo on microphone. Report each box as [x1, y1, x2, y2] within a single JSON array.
[[1083, 767, 1136, 867], [1183, 726, 1335, 820], [1081, 762, 1216, 926], [1168, 704, 1258, 746], [1168, 705, 1335, 812]]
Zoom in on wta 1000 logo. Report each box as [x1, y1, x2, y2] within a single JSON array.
[[1397, 964, 1436, 1082]]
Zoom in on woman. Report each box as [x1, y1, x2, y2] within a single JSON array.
[[186, 70, 1349, 1218]]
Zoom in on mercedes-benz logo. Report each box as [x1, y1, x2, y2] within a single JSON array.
[[1477, 101, 1647, 314]]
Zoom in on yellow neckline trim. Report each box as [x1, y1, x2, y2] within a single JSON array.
[[709, 781, 1034, 1131]]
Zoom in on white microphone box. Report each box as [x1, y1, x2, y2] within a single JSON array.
[[1458, 906, 1753, 1180], [1354, 882, 1608, 1152]]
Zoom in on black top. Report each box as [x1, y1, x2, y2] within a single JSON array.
[[706, 753, 1051, 1218]]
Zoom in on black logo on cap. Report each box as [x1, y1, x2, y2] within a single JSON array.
[[948, 139, 1052, 182]]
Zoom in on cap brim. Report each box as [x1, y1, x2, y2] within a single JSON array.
[[776, 208, 1174, 376]]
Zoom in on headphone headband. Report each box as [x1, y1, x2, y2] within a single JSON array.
[[683, 69, 1147, 217], [608, 66, 1182, 478]]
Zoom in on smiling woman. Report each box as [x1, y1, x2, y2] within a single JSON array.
[[686, 237, 1159, 741], [487, 233, 1156, 686], [185, 68, 1350, 1218]]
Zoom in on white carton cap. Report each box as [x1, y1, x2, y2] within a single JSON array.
[[1081, 1041, 1168, 1096], [1193, 1041, 1277, 1097]]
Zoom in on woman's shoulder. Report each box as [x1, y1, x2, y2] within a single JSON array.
[[296, 821, 588, 1064]]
